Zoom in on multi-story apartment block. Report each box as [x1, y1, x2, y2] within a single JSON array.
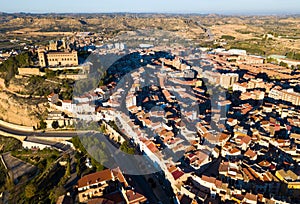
[[220, 73, 239, 89], [269, 88, 300, 106]]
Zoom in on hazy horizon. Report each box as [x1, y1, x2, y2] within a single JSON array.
[[1, 11, 300, 16], [0, 0, 299, 15]]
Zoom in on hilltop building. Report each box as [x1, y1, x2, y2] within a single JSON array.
[[38, 39, 78, 67]]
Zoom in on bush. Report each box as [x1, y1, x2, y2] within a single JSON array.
[[39, 120, 47, 130], [25, 184, 36, 199], [0, 162, 7, 188], [286, 52, 300, 60], [279, 61, 288, 68], [221, 35, 236, 40], [0, 136, 22, 153]]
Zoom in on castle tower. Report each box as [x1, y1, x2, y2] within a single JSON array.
[[62, 38, 67, 50], [49, 40, 58, 51], [38, 51, 47, 67]]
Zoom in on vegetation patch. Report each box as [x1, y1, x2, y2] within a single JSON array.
[[221, 35, 236, 40], [0, 136, 22, 153]]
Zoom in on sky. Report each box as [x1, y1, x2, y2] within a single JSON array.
[[0, 0, 299, 14]]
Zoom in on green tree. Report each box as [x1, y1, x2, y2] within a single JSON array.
[[221, 35, 235, 40], [279, 61, 288, 68], [286, 51, 294, 59], [52, 121, 59, 129], [0, 52, 33, 85], [25, 184, 36, 199], [71, 136, 87, 154], [49, 186, 66, 203], [100, 123, 106, 133], [120, 141, 135, 155], [39, 120, 47, 130]]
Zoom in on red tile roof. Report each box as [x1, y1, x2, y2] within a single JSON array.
[[112, 167, 128, 187], [245, 193, 257, 202], [78, 169, 113, 188], [87, 198, 114, 204], [244, 149, 256, 159], [125, 190, 147, 203], [201, 175, 216, 184], [172, 170, 184, 180]]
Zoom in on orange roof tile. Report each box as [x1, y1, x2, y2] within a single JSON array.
[[78, 169, 113, 188]]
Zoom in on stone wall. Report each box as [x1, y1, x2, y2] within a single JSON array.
[[18, 67, 42, 76]]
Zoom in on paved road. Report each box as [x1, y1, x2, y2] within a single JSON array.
[[0, 124, 79, 137]]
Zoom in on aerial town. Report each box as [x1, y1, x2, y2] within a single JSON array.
[[0, 7, 300, 204]]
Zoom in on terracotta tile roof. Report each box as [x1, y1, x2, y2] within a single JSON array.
[[144, 140, 159, 153], [259, 160, 271, 167], [47, 92, 55, 98], [232, 194, 244, 201], [262, 173, 272, 182], [103, 191, 125, 203], [167, 165, 177, 173], [219, 162, 229, 172], [219, 133, 230, 141], [87, 198, 114, 204], [215, 180, 222, 188], [227, 118, 234, 122], [245, 193, 257, 202], [244, 149, 257, 159], [241, 135, 252, 144], [229, 148, 241, 154], [257, 194, 264, 202], [201, 175, 216, 184], [112, 167, 128, 187], [77, 169, 113, 188], [62, 100, 72, 103], [248, 167, 261, 180], [172, 170, 184, 180], [125, 190, 147, 203], [242, 168, 255, 181]]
